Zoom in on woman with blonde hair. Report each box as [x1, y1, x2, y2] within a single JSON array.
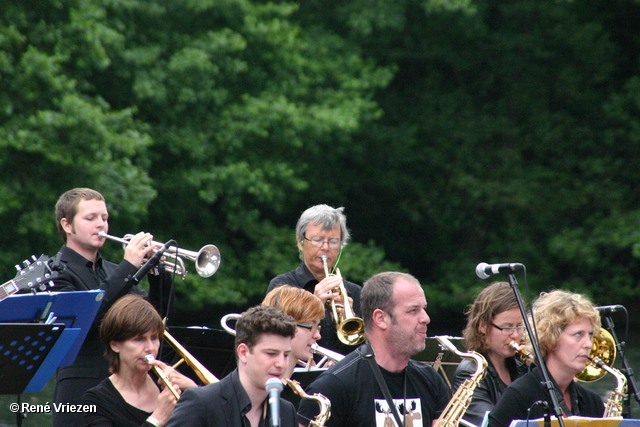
[[488, 289, 605, 427]]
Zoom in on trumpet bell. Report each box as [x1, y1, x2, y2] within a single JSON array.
[[576, 328, 616, 382], [338, 317, 366, 346], [193, 245, 221, 278]]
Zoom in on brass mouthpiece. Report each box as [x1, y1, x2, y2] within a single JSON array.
[[509, 341, 534, 361]]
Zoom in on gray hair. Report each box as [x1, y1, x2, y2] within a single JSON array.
[[295, 204, 350, 247]]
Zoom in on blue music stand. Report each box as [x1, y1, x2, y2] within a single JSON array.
[[0, 323, 66, 395], [0, 290, 104, 393]]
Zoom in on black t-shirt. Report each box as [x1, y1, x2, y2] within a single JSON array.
[[83, 377, 156, 427], [488, 366, 604, 427], [298, 344, 450, 427]]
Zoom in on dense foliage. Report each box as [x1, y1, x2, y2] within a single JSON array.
[[2, 0, 640, 322]]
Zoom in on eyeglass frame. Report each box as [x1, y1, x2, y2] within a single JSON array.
[[297, 323, 322, 333], [490, 322, 525, 335], [303, 235, 342, 249]]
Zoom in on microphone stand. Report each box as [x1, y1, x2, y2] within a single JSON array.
[[600, 314, 640, 416], [506, 273, 566, 427]]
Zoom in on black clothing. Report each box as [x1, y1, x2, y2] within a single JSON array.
[[166, 369, 297, 427], [488, 366, 605, 427], [268, 262, 362, 355], [297, 343, 450, 427], [47, 245, 171, 427], [83, 377, 157, 427], [451, 355, 528, 426]]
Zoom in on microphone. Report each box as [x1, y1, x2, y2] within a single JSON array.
[[131, 240, 173, 284], [476, 262, 524, 279], [265, 378, 284, 427], [595, 305, 625, 316]]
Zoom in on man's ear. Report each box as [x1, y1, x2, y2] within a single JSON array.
[[61, 217, 72, 235], [237, 343, 249, 364], [371, 308, 388, 330]]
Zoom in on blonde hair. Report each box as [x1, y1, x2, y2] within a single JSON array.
[[533, 289, 600, 359]]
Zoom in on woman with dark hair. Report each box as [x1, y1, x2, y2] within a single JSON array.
[[451, 281, 529, 426], [83, 295, 196, 427]]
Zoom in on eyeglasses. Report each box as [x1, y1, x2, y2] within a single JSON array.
[[490, 323, 525, 335], [303, 236, 341, 249], [297, 323, 322, 333]]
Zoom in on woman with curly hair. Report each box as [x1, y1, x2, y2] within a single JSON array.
[[488, 289, 605, 427]]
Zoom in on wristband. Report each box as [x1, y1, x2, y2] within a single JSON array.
[[146, 416, 164, 427]]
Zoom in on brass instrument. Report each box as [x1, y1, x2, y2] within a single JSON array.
[[589, 356, 627, 417], [576, 328, 616, 382], [287, 379, 331, 427], [434, 335, 488, 427], [320, 255, 365, 346], [221, 314, 343, 370], [99, 231, 221, 278], [163, 330, 219, 384], [144, 354, 181, 399], [310, 343, 344, 369], [509, 340, 534, 362]]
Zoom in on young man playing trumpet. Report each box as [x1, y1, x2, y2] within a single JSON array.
[[268, 204, 362, 356], [46, 187, 174, 427]]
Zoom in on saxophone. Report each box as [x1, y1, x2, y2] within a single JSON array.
[[433, 336, 488, 427], [286, 379, 331, 427], [589, 357, 627, 417]]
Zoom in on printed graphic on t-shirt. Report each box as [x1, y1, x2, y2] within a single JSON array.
[[374, 398, 422, 426]]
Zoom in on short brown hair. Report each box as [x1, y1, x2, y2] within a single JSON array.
[[55, 188, 105, 242], [262, 285, 325, 324], [100, 295, 165, 373], [361, 271, 420, 331], [463, 282, 520, 352], [234, 305, 296, 358]]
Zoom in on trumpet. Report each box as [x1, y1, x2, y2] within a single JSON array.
[[220, 314, 343, 370], [321, 256, 365, 346], [98, 231, 221, 278], [144, 354, 181, 399]]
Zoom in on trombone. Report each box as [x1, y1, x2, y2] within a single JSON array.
[[162, 329, 219, 384], [321, 256, 365, 346], [99, 231, 221, 278]]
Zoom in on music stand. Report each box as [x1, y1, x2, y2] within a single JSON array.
[[412, 336, 465, 388], [0, 290, 104, 391], [0, 323, 65, 395]]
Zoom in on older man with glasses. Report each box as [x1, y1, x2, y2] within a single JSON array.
[[267, 204, 362, 355]]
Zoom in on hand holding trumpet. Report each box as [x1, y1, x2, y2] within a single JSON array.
[[115, 231, 156, 268]]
